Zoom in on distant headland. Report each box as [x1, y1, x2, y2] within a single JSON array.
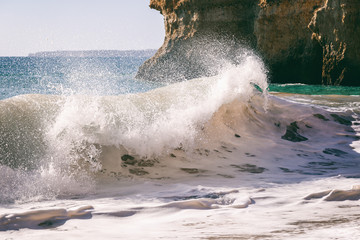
[[29, 50, 157, 58]]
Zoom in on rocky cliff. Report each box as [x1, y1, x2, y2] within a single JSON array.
[[309, 0, 360, 85], [137, 0, 360, 86]]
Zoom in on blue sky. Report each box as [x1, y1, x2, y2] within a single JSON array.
[[0, 0, 164, 56]]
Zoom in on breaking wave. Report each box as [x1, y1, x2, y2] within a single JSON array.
[[1, 53, 359, 204]]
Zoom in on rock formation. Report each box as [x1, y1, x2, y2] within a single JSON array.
[[255, 0, 324, 85], [137, 0, 360, 86], [309, 0, 360, 85]]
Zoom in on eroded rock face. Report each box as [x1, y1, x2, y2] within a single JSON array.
[[309, 0, 360, 85], [137, 0, 359, 86], [137, 0, 259, 82], [255, 0, 324, 84]]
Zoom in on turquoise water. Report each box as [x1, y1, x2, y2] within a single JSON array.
[[269, 83, 360, 96], [1, 57, 359, 99]]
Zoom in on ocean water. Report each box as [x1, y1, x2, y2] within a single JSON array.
[[0, 56, 162, 99], [0, 54, 360, 239]]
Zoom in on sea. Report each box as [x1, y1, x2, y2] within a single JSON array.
[[0, 52, 360, 239]]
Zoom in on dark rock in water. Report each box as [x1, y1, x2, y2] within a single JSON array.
[[323, 148, 348, 157], [245, 153, 256, 157], [279, 167, 294, 173], [137, 0, 360, 86], [180, 168, 201, 174], [129, 168, 149, 176], [180, 168, 204, 174], [281, 122, 308, 142], [308, 161, 336, 167], [330, 114, 353, 126], [217, 174, 235, 179], [121, 154, 135, 161], [313, 113, 329, 121], [230, 164, 267, 174], [137, 160, 156, 167], [121, 154, 137, 166], [38, 220, 54, 227], [342, 135, 360, 140]]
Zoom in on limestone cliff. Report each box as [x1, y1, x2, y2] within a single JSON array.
[[309, 0, 360, 85], [137, 0, 259, 81], [255, 0, 324, 84], [137, 0, 359, 86]]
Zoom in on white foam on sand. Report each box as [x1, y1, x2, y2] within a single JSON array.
[[1, 93, 360, 238], [1, 177, 360, 239], [1, 59, 360, 238]]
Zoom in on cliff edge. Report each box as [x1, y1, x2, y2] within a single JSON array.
[[137, 0, 360, 86]]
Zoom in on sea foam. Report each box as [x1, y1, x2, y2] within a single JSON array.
[[1, 52, 359, 205]]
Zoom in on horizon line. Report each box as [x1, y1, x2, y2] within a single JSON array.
[[0, 49, 158, 57]]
